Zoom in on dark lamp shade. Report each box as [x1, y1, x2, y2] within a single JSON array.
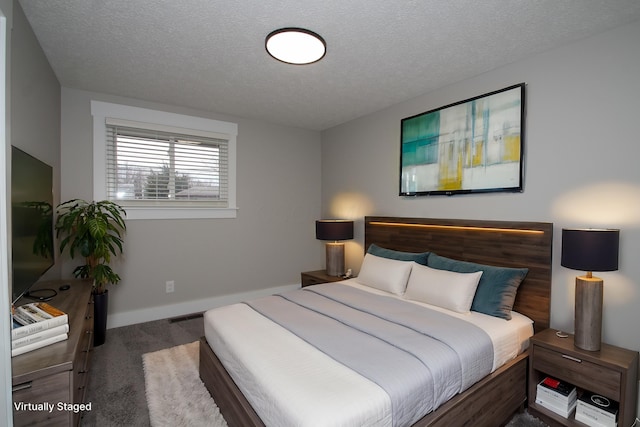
[[316, 220, 354, 241], [561, 228, 619, 272]]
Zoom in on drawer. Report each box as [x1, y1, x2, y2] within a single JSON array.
[[13, 370, 71, 426], [73, 306, 94, 405], [302, 276, 326, 286], [533, 345, 621, 400], [73, 303, 94, 426], [72, 329, 92, 404]]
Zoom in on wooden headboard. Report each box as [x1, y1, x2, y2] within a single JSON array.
[[364, 216, 553, 332]]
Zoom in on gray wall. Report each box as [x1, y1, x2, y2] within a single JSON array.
[[10, 1, 60, 173], [321, 21, 640, 352], [60, 88, 323, 325], [10, 1, 61, 280]]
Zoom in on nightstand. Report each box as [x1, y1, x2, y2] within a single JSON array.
[[528, 328, 638, 427], [300, 270, 346, 287]]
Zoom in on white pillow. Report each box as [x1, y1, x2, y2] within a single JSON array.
[[404, 262, 482, 313], [355, 253, 413, 295]]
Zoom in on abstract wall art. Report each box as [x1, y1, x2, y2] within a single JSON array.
[[400, 83, 525, 196]]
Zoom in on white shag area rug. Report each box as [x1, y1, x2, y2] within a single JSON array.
[[143, 341, 228, 427]]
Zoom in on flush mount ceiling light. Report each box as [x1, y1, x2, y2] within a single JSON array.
[[265, 28, 326, 65]]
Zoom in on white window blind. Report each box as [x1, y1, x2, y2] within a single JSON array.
[[92, 101, 237, 220], [105, 121, 229, 208]]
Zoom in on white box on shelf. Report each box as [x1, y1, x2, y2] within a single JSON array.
[[575, 392, 618, 427], [535, 397, 577, 419]]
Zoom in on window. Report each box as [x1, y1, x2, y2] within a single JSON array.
[[91, 101, 237, 219], [105, 122, 228, 205]]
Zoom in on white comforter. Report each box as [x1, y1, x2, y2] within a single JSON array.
[[203, 279, 533, 427]]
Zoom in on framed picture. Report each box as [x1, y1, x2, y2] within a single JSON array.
[[400, 83, 525, 196]]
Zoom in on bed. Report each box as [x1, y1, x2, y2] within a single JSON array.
[[199, 216, 553, 427]]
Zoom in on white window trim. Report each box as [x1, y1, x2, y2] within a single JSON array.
[[91, 101, 238, 220]]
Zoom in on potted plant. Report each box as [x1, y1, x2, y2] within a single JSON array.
[[55, 199, 126, 346]]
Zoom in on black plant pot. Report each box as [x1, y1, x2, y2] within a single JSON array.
[[93, 290, 108, 347]]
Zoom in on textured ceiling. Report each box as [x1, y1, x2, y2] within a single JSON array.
[[19, 0, 640, 131]]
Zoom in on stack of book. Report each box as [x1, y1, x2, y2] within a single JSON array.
[[535, 376, 577, 418], [11, 302, 69, 357], [575, 391, 619, 427]]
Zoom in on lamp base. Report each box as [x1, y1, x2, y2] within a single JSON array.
[[574, 275, 603, 352], [325, 242, 345, 277]]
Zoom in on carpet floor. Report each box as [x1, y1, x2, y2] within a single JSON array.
[[81, 315, 549, 426]]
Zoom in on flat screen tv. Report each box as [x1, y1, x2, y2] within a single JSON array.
[[11, 146, 54, 303], [400, 83, 525, 196]]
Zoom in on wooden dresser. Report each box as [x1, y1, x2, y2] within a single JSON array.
[[12, 279, 94, 427]]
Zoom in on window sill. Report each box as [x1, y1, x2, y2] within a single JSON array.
[[122, 206, 238, 220]]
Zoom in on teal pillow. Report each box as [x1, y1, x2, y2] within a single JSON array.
[[427, 253, 528, 320], [367, 244, 429, 265]]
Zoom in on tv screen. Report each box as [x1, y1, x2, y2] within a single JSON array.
[[400, 83, 525, 196], [11, 146, 54, 303]]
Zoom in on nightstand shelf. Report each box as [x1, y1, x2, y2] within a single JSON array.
[[300, 270, 346, 287], [528, 328, 638, 427]]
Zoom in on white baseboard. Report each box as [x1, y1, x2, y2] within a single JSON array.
[[106, 283, 300, 329]]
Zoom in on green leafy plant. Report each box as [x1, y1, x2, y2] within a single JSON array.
[[55, 199, 126, 294]]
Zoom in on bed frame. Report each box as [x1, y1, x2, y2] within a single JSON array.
[[200, 216, 553, 427]]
